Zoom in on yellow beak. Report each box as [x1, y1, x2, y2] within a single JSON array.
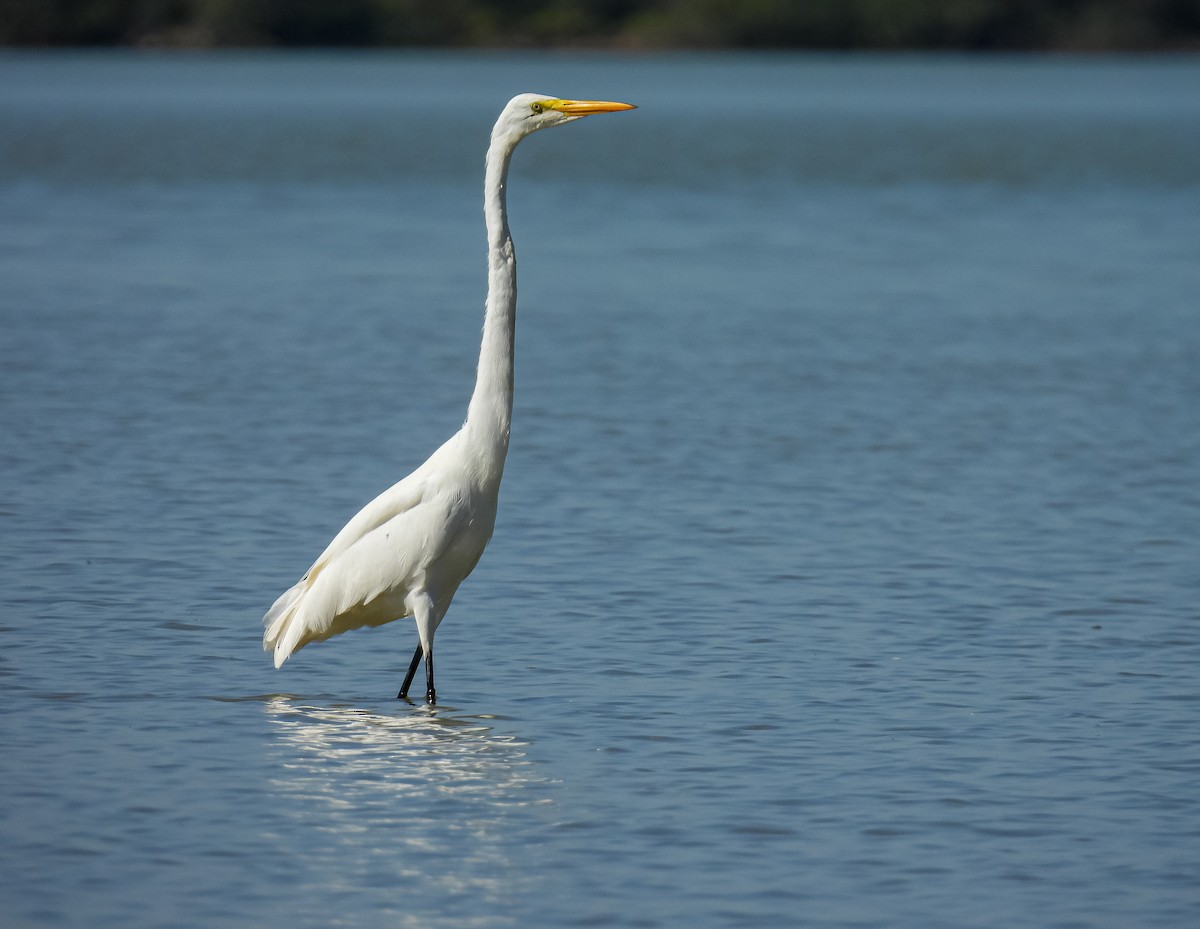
[[547, 99, 637, 116]]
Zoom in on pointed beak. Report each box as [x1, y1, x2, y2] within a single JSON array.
[[548, 99, 637, 116]]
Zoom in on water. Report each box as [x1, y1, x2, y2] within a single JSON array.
[[2, 51, 1199, 929]]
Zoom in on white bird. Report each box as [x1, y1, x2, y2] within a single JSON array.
[[263, 94, 635, 704]]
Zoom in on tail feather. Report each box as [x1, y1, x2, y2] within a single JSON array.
[[263, 582, 306, 668]]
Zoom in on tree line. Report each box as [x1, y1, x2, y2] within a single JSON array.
[[4, 0, 1199, 50]]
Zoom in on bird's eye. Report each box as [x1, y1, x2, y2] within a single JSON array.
[[530, 102, 544, 114]]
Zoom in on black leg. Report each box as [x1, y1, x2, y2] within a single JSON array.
[[397, 643, 423, 700], [425, 647, 436, 705]]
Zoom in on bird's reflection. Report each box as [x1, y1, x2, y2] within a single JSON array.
[[263, 697, 550, 923]]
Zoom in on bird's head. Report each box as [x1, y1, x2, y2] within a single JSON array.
[[495, 93, 636, 142]]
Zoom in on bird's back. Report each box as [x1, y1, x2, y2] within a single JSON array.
[[263, 429, 501, 667]]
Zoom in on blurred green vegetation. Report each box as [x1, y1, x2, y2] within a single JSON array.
[[3, 0, 1199, 49]]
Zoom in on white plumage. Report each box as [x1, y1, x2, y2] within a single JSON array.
[[262, 93, 635, 703]]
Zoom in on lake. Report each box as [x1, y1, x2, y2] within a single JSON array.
[[1, 51, 1198, 929]]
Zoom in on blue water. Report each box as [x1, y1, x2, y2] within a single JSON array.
[[2, 52, 1199, 929]]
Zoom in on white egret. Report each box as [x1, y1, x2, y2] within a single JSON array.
[[263, 94, 635, 704]]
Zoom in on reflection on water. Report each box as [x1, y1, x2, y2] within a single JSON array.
[[264, 697, 550, 927]]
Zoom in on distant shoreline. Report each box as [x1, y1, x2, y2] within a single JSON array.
[[4, 1, 1199, 53]]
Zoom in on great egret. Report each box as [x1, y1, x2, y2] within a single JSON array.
[[263, 94, 635, 704]]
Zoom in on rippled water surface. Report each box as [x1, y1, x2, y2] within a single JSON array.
[[2, 52, 1199, 929]]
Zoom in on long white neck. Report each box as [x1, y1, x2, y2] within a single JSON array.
[[464, 125, 520, 469]]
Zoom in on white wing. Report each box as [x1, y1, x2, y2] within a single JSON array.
[[305, 468, 429, 587], [263, 433, 465, 666]]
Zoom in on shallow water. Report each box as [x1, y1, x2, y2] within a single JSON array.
[[1, 52, 1199, 929]]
